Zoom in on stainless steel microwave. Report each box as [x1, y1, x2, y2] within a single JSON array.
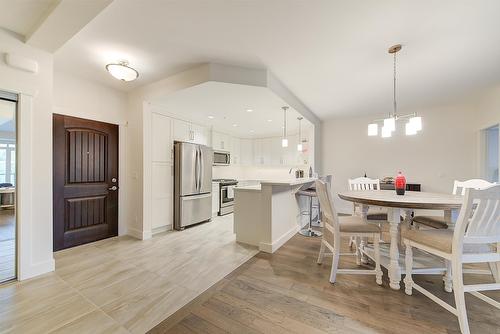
[[213, 150, 230, 165]]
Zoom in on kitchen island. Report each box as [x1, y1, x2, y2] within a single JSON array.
[[233, 178, 316, 253]]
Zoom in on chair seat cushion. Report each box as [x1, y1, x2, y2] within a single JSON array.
[[413, 215, 448, 229], [297, 189, 317, 197], [402, 228, 453, 253], [338, 216, 381, 233]]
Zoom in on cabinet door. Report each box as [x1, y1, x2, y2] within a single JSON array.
[[253, 139, 263, 165], [173, 119, 191, 142], [192, 124, 209, 145], [212, 183, 220, 216], [240, 139, 253, 165], [231, 137, 240, 164], [151, 113, 172, 163]]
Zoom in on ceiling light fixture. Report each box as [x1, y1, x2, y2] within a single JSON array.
[[297, 116, 303, 152], [267, 119, 273, 122], [246, 109, 253, 113], [232, 123, 238, 127], [367, 44, 422, 137], [105, 60, 138, 82], [281, 106, 289, 147], [208, 115, 214, 119]]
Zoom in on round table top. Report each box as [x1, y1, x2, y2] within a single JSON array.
[[338, 190, 463, 210]]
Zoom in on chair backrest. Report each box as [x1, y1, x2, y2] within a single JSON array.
[[315, 179, 340, 234], [452, 179, 495, 195], [320, 174, 333, 186], [453, 184, 500, 252], [348, 177, 380, 191]]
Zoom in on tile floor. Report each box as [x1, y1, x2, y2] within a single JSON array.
[[0, 214, 258, 333]]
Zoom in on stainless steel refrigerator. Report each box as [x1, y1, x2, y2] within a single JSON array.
[[174, 142, 213, 230]]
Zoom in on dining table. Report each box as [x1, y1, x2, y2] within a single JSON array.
[[338, 190, 463, 290]]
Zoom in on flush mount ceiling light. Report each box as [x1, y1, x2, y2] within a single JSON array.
[[246, 109, 253, 113], [367, 44, 422, 138], [281, 106, 289, 147], [105, 60, 139, 82]]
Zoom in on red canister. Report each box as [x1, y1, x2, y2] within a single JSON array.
[[395, 171, 406, 195]]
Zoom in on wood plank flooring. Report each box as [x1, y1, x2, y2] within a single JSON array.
[[150, 233, 500, 334], [0, 209, 15, 283], [0, 215, 257, 333]]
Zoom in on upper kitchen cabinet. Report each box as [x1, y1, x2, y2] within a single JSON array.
[[151, 112, 173, 163], [173, 119, 209, 145], [231, 137, 240, 164], [212, 131, 231, 151], [239, 139, 253, 165]]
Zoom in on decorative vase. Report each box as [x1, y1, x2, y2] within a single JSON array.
[[395, 171, 406, 195]]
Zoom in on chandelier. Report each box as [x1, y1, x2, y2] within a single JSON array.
[[368, 44, 422, 137]]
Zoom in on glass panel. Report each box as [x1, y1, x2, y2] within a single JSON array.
[[485, 125, 499, 183], [0, 97, 16, 283]]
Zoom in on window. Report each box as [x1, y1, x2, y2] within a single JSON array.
[[0, 141, 15, 185]]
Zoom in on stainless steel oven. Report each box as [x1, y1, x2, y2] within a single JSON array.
[[213, 150, 231, 165], [213, 179, 237, 215]]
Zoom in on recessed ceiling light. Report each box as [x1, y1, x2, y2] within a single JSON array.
[[106, 60, 138, 82], [246, 109, 253, 113], [249, 130, 255, 133], [232, 124, 238, 127], [267, 119, 273, 122], [208, 115, 214, 119]]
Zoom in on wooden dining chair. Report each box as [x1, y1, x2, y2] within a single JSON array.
[[315, 180, 383, 285], [403, 185, 500, 334], [413, 179, 495, 230]]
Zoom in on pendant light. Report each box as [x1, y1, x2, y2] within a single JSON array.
[[106, 60, 139, 82], [281, 106, 289, 147], [367, 44, 422, 137], [297, 116, 303, 152]]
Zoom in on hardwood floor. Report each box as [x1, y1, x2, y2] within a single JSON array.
[[0, 215, 257, 333], [150, 233, 500, 334], [0, 209, 15, 283]]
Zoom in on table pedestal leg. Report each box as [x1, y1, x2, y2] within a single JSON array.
[[360, 204, 369, 264], [389, 208, 402, 290]]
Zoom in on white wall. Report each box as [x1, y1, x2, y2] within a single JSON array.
[[322, 103, 477, 213], [53, 71, 129, 235], [0, 28, 54, 279]]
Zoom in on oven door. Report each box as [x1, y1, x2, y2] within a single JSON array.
[[220, 185, 235, 208]]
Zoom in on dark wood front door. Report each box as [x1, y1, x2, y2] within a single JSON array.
[[53, 114, 119, 251]]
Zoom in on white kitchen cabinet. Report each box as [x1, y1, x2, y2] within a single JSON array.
[[192, 123, 209, 145], [253, 139, 264, 165], [239, 139, 253, 165], [231, 137, 240, 164], [212, 182, 220, 217], [173, 119, 209, 145], [212, 131, 231, 151], [151, 113, 172, 163]]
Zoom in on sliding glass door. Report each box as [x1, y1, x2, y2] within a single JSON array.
[[0, 92, 17, 283]]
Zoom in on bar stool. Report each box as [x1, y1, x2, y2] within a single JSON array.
[[297, 175, 332, 237]]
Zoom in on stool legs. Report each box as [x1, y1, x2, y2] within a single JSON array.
[[299, 196, 322, 237]]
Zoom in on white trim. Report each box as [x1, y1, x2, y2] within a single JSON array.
[[17, 94, 55, 280], [152, 225, 172, 235], [128, 227, 152, 240], [259, 225, 299, 253]]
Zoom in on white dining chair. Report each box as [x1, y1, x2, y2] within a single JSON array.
[[403, 185, 500, 334], [316, 180, 383, 285], [347, 177, 389, 255], [413, 179, 495, 230]]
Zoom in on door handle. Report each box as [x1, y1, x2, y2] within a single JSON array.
[[108, 186, 118, 191]]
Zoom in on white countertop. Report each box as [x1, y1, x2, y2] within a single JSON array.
[[234, 178, 317, 192]]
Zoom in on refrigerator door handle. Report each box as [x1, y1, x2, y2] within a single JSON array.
[[194, 147, 199, 192], [199, 147, 204, 192]]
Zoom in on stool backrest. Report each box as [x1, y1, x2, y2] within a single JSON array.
[[348, 177, 380, 191], [320, 175, 333, 186], [452, 179, 495, 195], [315, 179, 340, 234], [454, 184, 500, 251]]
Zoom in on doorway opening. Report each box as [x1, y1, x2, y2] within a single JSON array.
[[0, 91, 17, 284], [482, 124, 499, 183]]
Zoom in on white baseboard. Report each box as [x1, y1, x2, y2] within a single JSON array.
[[19, 258, 55, 281], [152, 224, 172, 235], [259, 225, 299, 253], [128, 227, 152, 240]]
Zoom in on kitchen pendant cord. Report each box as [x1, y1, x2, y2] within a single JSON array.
[[393, 51, 397, 118]]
